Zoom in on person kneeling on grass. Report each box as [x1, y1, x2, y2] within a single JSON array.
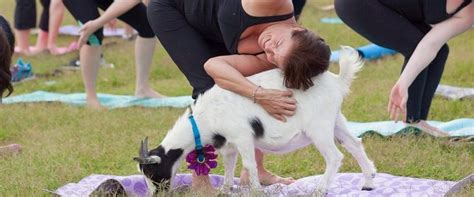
[[0, 15, 22, 156]]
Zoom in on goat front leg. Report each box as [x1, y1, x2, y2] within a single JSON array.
[[235, 141, 261, 189], [220, 146, 238, 193]]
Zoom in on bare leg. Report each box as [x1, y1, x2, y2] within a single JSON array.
[[14, 29, 32, 55], [80, 45, 102, 108], [191, 172, 215, 194], [134, 36, 165, 98], [29, 30, 48, 54], [240, 149, 295, 185], [47, 0, 77, 55]]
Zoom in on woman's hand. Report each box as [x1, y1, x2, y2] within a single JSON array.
[[388, 81, 408, 122], [78, 20, 102, 47], [106, 19, 117, 31], [255, 88, 297, 122]]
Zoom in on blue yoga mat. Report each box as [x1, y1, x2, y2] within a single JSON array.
[[331, 44, 398, 62], [1, 91, 193, 109], [320, 17, 343, 24], [3, 91, 472, 137]]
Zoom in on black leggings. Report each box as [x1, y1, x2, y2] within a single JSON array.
[[147, 0, 231, 99], [63, 0, 154, 45], [14, 0, 50, 31], [148, 0, 308, 99], [335, 0, 449, 122], [293, 0, 307, 20]]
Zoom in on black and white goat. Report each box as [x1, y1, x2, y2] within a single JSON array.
[[134, 47, 376, 195]]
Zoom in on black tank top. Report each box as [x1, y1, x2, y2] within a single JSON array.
[[379, 0, 471, 24], [176, 0, 294, 54]]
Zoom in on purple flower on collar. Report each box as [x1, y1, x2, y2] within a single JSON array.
[[186, 145, 218, 176]]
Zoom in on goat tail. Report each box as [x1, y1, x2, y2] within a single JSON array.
[[337, 46, 364, 96]]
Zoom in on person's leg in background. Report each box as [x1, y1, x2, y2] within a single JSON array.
[[29, 0, 51, 54], [46, 0, 78, 55], [335, 0, 448, 136], [14, 0, 37, 55], [108, 2, 164, 98], [63, 0, 103, 108]]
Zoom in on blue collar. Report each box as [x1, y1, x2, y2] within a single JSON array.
[[188, 113, 206, 163]]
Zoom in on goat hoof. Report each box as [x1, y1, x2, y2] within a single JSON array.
[[361, 186, 374, 191]]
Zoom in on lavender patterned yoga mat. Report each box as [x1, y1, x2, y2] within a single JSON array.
[[55, 173, 472, 196]]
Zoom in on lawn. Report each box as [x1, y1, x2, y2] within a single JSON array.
[[0, 0, 473, 196]]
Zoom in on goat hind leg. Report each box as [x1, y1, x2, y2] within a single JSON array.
[[307, 124, 344, 196], [335, 113, 376, 190]]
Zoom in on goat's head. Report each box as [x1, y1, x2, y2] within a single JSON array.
[[134, 137, 183, 193]]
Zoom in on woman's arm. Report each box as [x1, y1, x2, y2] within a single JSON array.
[[77, 0, 142, 46], [388, 3, 474, 121], [397, 4, 474, 89], [204, 55, 297, 122]]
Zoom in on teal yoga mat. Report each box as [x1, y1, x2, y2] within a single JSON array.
[[1, 91, 193, 109], [2, 91, 472, 137]]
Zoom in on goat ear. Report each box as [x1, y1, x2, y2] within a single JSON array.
[[133, 155, 161, 165], [149, 155, 161, 164], [134, 157, 146, 164]]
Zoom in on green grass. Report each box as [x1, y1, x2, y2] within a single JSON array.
[[1, 0, 473, 196]]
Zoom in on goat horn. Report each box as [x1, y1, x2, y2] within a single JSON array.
[[139, 138, 148, 158], [144, 136, 149, 157]]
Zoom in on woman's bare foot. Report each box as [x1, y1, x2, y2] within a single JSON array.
[[28, 46, 47, 55], [48, 42, 79, 55], [86, 98, 103, 109], [240, 169, 295, 186], [134, 88, 166, 98], [0, 144, 22, 156], [14, 46, 34, 56], [407, 120, 449, 137]]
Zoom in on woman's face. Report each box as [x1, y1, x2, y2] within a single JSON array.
[[258, 25, 304, 68]]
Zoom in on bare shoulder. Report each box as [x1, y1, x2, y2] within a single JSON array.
[[457, 2, 474, 18], [242, 0, 293, 16], [451, 3, 474, 25]]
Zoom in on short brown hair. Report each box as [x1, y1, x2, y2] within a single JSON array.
[[283, 29, 331, 90]]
